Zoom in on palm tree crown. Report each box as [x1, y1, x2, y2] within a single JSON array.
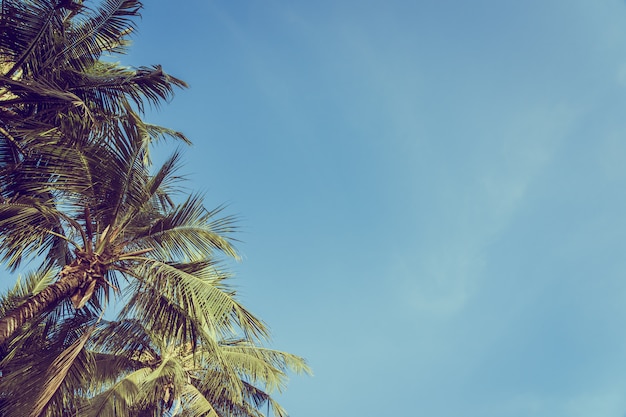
[[0, 0, 194, 343]]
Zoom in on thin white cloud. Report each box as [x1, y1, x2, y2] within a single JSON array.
[[391, 101, 581, 318]]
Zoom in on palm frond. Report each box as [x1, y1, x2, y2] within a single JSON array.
[[70, 63, 188, 114], [127, 195, 240, 261], [29, 328, 93, 417], [122, 259, 267, 340], [145, 122, 190, 145], [218, 342, 311, 392], [45, 0, 142, 72], [90, 351, 144, 384], [79, 368, 150, 417], [179, 384, 218, 417], [91, 319, 153, 355], [0, 0, 60, 78], [0, 198, 74, 269]]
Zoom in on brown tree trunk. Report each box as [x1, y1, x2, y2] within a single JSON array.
[[0, 268, 90, 345]]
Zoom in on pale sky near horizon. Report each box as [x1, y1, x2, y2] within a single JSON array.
[[125, 1, 626, 416]]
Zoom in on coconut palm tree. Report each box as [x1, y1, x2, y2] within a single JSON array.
[[78, 318, 310, 417], [0, 133, 278, 414], [0, 68, 274, 404], [0, 128, 268, 344], [0, 267, 308, 417], [0, 0, 200, 344]]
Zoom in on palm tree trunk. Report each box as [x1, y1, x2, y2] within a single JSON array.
[[0, 267, 90, 345]]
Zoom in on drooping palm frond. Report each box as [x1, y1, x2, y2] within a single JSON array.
[[124, 195, 240, 262], [0, 309, 99, 417], [0, 197, 75, 270], [121, 259, 267, 341], [0, 0, 61, 79], [189, 340, 311, 417], [177, 384, 219, 417], [43, 0, 142, 72], [216, 341, 312, 393], [29, 326, 94, 417]]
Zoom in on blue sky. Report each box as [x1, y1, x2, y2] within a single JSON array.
[[125, 1, 626, 416]]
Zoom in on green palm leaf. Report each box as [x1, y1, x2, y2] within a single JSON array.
[[124, 259, 267, 340], [80, 368, 149, 417], [178, 384, 219, 417], [29, 327, 94, 417], [0, 0, 60, 78], [44, 0, 142, 72], [126, 195, 239, 261]]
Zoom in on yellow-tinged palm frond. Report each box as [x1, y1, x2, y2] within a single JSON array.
[[216, 341, 312, 392], [79, 372, 145, 417], [186, 341, 310, 417], [29, 327, 94, 417], [178, 384, 219, 417], [122, 259, 268, 341], [79, 353, 158, 417], [0, 198, 77, 270], [123, 195, 240, 262]]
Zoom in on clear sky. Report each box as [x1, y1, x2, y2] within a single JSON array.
[[125, 1, 626, 416]]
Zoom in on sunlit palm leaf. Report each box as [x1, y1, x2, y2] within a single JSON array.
[[127, 195, 240, 261], [45, 0, 142, 72], [79, 368, 149, 417], [124, 259, 267, 340], [0, 199, 73, 269], [217, 341, 311, 392], [0, 0, 59, 78], [179, 384, 218, 417]]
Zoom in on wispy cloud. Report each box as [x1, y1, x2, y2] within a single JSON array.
[[390, 102, 581, 318]]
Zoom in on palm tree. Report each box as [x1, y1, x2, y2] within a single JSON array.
[[0, 76, 275, 410], [0, 130, 268, 343], [0, 0, 197, 344], [0, 121, 281, 414], [79, 319, 310, 417]]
